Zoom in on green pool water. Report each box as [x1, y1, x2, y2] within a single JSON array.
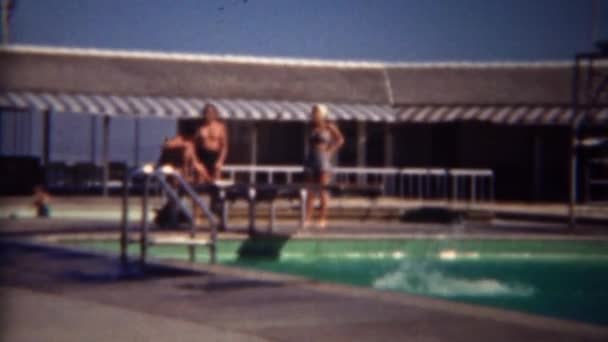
[[62, 237, 608, 325]]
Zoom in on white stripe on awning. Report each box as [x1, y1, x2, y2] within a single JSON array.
[[6, 92, 28, 108], [92, 95, 118, 116], [23, 92, 49, 112], [174, 97, 199, 118], [41, 93, 67, 112], [443, 106, 464, 122], [476, 106, 495, 121], [75, 94, 103, 114], [461, 106, 480, 120], [490, 106, 512, 123], [58, 93, 85, 113]]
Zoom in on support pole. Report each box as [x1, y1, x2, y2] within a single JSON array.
[[532, 132, 543, 201], [102, 116, 110, 196], [41, 110, 51, 167], [219, 189, 228, 232], [569, 56, 581, 230], [384, 123, 393, 167], [250, 122, 258, 184], [189, 192, 197, 263], [140, 175, 150, 265], [299, 188, 307, 230], [120, 170, 129, 264], [269, 200, 276, 233], [134, 117, 140, 167], [90, 116, 97, 164], [356, 121, 366, 185], [303, 123, 309, 166], [248, 187, 256, 236]]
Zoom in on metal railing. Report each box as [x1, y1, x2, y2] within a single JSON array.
[[222, 165, 494, 203], [120, 165, 218, 264]]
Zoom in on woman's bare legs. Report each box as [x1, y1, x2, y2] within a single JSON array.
[[318, 172, 331, 229], [305, 181, 316, 229]]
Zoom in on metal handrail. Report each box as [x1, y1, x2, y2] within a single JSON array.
[[120, 165, 218, 264]]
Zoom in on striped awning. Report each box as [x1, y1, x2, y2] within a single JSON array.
[[0, 91, 396, 122], [395, 105, 608, 126], [2, 91, 607, 126]]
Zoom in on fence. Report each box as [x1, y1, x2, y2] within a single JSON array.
[[222, 165, 494, 203], [43, 162, 493, 202]]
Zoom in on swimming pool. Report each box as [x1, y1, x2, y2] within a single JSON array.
[[62, 237, 608, 325]]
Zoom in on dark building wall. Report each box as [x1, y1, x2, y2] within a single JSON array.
[[393, 122, 571, 202], [366, 122, 386, 167], [336, 121, 357, 166], [0, 156, 43, 195], [257, 122, 304, 165], [393, 124, 433, 167]]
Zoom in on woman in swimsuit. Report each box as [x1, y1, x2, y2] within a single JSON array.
[[304, 104, 344, 229]]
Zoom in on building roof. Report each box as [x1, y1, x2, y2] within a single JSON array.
[[387, 65, 573, 105], [0, 44, 590, 106], [0, 45, 390, 105], [1, 45, 607, 125]]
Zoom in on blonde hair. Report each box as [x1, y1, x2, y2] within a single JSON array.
[[312, 104, 328, 118]]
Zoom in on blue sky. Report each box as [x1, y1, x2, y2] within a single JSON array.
[[6, 0, 607, 62]]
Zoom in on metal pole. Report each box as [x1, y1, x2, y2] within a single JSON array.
[[569, 129, 578, 230], [209, 208, 217, 264], [41, 110, 51, 166], [140, 175, 150, 264], [533, 133, 543, 201], [471, 176, 477, 203], [248, 186, 256, 235], [219, 189, 228, 232], [102, 116, 110, 196], [303, 123, 309, 166], [90, 116, 97, 164], [569, 56, 581, 230], [269, 200, 276, 233], [120, 171, 129, 264], [189, 197, 196, 263], [134, 117, 140, 167], [250, 123, 257, 184], [356, 121, 366, 185], [299, 188, 307, 230], [384, 123, 393, 167]]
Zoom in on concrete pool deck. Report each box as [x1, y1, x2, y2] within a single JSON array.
[[1, 240, 607, 342], [1, 196, 607, 341]]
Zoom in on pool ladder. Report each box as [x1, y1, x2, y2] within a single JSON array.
[[120, 165, 218, 265]]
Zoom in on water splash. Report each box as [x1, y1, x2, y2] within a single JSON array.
[[373, 260, 535, 298]]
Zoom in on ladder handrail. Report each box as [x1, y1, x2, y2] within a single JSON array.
[[120, 165, 218, 264]]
